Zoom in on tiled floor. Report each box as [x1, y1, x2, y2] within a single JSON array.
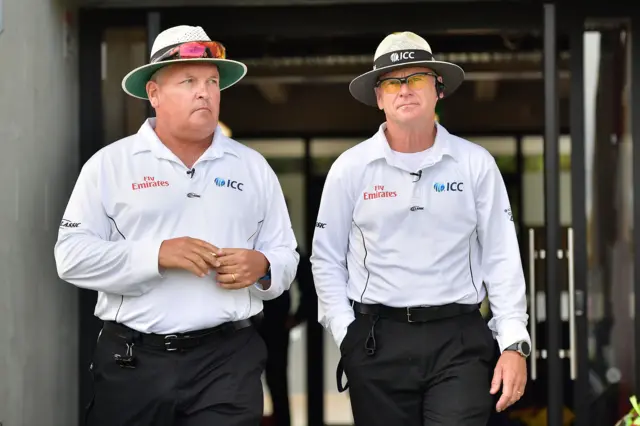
[[262, 325, 354, 426]]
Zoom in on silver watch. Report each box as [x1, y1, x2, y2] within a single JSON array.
[[505, 341, 531, 358]]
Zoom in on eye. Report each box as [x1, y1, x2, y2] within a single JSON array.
[[182, 78, 193, 84], [208, 78, 219, 85]]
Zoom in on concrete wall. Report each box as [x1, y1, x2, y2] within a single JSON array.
[[0, 0, 80, 424]]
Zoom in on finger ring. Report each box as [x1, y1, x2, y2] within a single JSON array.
[[231, 273, 236, 282]]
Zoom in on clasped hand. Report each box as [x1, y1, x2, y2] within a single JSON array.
[[158, 237, 269, 289]]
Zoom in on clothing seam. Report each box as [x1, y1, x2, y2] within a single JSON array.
[[352, 221, 370, 303], [107, 215, 126, 322], [468, 227, 479, 303]]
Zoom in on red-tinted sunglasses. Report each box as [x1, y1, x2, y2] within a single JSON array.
[[152, 41, 227, 63]]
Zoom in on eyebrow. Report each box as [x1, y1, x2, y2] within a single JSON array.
[[180, 74, 220, 80]]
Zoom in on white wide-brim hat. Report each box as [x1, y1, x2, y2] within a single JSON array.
[[349, 32, 465, 107], [121, 25, 247, 100]]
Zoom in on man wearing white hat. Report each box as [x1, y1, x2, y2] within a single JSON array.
[[311, 32, 530, 425], [55, 25, 299, 426]]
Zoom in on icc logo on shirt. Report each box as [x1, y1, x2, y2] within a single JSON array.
[[214, 177, 244, 191], [434, 182, 464, 192]]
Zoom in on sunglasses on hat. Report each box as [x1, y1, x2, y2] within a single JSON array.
[[152, 41, 227, 63]]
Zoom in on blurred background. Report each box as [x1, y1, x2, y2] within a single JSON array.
[[1, 0, 639, 425]]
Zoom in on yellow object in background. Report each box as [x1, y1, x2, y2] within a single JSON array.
[[509, 407, 575, 426]]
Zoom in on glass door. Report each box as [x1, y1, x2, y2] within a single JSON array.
[[523, 21, 633, 426]]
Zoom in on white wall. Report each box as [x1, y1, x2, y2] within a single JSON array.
[[0, 0, 80, 424]]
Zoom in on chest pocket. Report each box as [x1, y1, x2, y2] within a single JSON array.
[[199, 178, 263, 249], [425, 170, 476, 232]]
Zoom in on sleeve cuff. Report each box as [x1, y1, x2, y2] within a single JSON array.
[[330, 313, 356, 349], [493, 318, 531, 353], [249, 250, 282, 301], [130, 239, 164, 285]]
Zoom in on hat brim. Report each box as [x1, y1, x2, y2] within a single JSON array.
[[349, 60, 465, 107], [121, 58, 248, 100]]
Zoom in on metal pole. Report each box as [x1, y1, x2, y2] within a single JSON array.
[[631, 14, 640, 396], [569, 11, 588, 426], [304, 138, 324, 426], [543, 3, 563, 425], [146, 11, 161, 118]]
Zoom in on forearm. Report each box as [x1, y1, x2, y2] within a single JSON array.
[[486, 264, 530, 352], [312, 258, 354, 347], [250, 247, 299, 301], [55, 233, 163, 296]]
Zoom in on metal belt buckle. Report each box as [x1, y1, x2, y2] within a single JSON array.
[[164, 334, 178, 352], [406, 307, 416, 323]]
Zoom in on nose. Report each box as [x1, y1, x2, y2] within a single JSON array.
[[196, 81, 210, 99], [398, 82, 412, 96]]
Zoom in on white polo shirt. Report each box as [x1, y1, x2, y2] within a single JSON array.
[[55, 118, 299, 334], [311, 122, 530, 352]]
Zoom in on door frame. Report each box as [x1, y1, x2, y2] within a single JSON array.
[[77, 4, 639, 426]]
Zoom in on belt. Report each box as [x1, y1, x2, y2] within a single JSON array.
[[102, 313, 262, 352], [352, 301, 479, 323]]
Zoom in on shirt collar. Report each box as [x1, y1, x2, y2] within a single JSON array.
[[366, 121, 456, 169], [132, 118, 239, 162]]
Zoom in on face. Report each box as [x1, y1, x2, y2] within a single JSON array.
[[146, 62, 221, 140], [375, 66, 443, 127]]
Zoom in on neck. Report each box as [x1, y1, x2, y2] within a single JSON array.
[[154, 120, 213, 168], [385, 119, 436, 153]]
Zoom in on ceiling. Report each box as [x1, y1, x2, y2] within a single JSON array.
[[93, 1, 628, 137]]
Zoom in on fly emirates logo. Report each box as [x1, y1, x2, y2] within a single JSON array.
[[132, 176, 170, 191], [363, 184, 397, 200]]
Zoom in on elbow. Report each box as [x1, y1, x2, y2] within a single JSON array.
[[54, 243, 75, 282]]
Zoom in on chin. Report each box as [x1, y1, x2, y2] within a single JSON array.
[[396, 113, 424, 124]]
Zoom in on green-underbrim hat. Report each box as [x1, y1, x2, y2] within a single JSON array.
[[121, 25, 247, 100]]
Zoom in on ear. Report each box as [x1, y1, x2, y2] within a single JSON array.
[[375, 87, 384, 111], [436, 76, 445, 100], [146, 81, 159, 108]]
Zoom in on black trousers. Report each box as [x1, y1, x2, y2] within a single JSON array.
[[257, 294, 292, 426], [338, 308, 495, 426], [85, 322, 267, 426]]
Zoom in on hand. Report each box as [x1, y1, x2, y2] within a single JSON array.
[[158, 237, 220, 278], [213, 248, 269, 290], [490, 351, 527, 412]]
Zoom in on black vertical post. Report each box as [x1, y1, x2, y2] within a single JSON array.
[[543, 3, 563, 426], [569, 11, 588, 426], [146, 11, 161, 118], [516, 134, 525, 253], [77, 9, 105, 426], [304, 138, 324, 426], [631, 13, 640, 396]]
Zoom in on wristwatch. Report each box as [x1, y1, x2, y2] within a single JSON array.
[[504, 341, 531, 358], [260, 266, 271, 281]]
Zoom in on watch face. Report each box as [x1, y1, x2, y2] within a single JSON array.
[[519, 341, 531, 356]]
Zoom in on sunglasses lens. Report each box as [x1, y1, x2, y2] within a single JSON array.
[[407, 74, 429, 89], [179, 44, 207, 58], [379, 73, 433, 93], [380, 79, 401, 93]]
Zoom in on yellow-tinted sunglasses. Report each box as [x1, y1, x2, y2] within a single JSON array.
[[376, 72, 439, 94]]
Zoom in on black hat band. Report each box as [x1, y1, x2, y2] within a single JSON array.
[[374, 50, 434, 70]]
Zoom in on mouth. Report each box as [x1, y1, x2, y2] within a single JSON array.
[[397, 103, 418, 110], [194, 106, 211, 113]]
